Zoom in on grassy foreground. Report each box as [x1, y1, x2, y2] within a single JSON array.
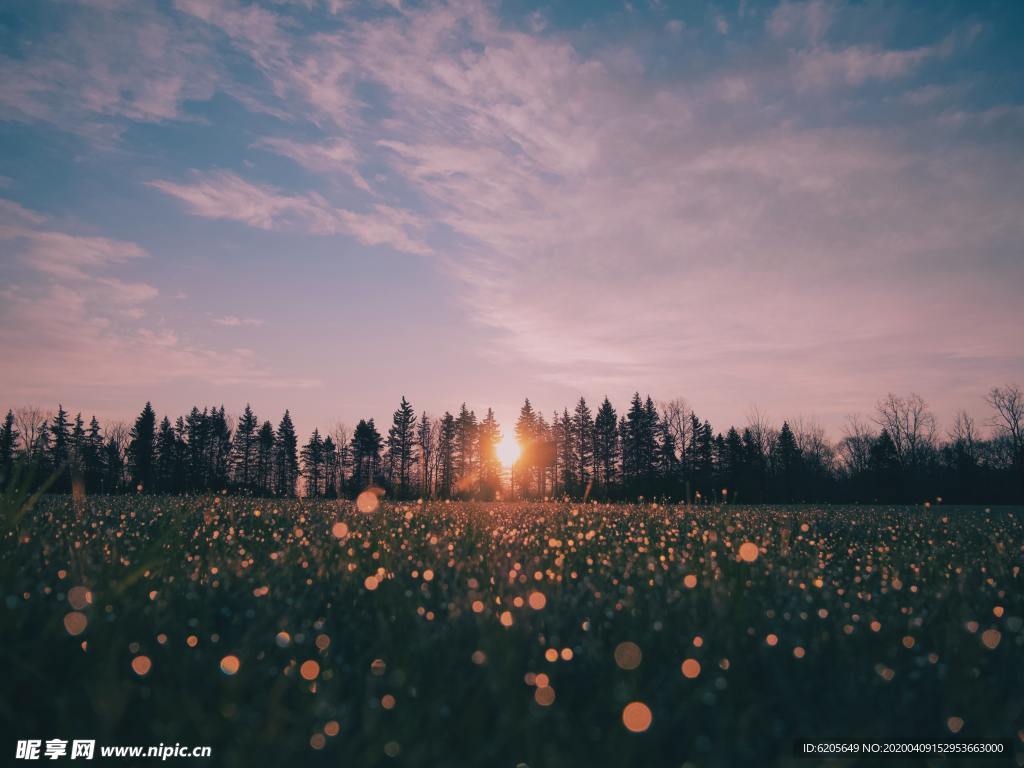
[[2, 497, 1023, 767]]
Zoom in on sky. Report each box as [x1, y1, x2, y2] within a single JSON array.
[[1, 0, 1022, 441]]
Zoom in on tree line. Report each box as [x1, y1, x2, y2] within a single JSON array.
[[1, 386, 1021, 503]]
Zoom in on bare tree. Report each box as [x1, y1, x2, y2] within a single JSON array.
[[15, 405, 53, 456], [659, 398, 690, 463], [745, 406, 777, 458], [986, 385, 1023, 456], [792, 415, 835, 471], [873, 393, 936, 467], [948, 409, 980, 461], [332, 421, 351, 488], [838, 414, 875, 475]]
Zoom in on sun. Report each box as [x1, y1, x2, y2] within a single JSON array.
[[495, 435, 521, 467]]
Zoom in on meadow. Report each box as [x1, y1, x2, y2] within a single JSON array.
[[3, 497, 1023, 767]]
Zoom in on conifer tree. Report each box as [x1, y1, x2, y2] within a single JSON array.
[[231, 404, 259, 490], [274, 410, 299, 497], [0, 410, 19, 486], [386, 397, 416, 498], [301, 428, 324, 497], [438, 412, 456, 498], [127, 402, 157, 492], [594, 397, 618, 495]]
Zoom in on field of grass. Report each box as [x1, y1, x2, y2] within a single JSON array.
[[3, 497, 1023, 767]]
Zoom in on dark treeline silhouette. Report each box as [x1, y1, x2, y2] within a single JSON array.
[[2, 386, 1022, 504]]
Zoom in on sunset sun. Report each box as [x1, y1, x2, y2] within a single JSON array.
[[496, 434, 521, 467]]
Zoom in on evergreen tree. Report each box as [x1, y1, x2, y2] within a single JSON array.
[[156, 416, 177, 493], [573, 397, 595, 492], [0, 410, 19, 486], [438, 412, 456, 499], [127, 402, 157, 492], [774, 421, 802, 501], [869, 429, 901, 501], [300, 428, 324, 497], [274, 410, 299, 497], [350, 418, 382, 492], [386, 397, 417, 499], [231, 404, 259, 491], [593, 397, 618, 496], [417, 412, 433, 498], [454, 404, 478, 494], [84, 416, 105, 493], [322, 435, 339, 498], [478, 408, 501, 500], [256, 420, 276, 495]]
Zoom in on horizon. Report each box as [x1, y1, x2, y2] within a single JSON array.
[[2, 0, 1023, 441]]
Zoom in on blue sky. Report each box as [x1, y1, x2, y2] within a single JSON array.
[[1, 0, 1022, 440]]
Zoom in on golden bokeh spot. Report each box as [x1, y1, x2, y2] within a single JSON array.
[[739, 542, 759, 562], [622, 702, 653, 733], [68, 586, 92, 610], [528, 591, 547, 610], [382, 694, 396, 710], [947, 716, 964, 734], [63, 611, 88, 636], [324, 721, 340, 737], [331, 522, 349, 538], [356, 490, 380, 514], [681, 658, 701, 679], [534, 686, 555, 706], [300, 660, 321, 681], [614, 641, 642, 670], [220, 655, 241, 675], [981, 629, 1001, 650], [131, 655, 152, 676]]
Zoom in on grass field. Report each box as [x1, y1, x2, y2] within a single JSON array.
[[3, 498, 1023, 767]]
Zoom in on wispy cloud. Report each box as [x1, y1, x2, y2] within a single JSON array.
[[213, 315, 265, 327], [149, 170, 431, 254]]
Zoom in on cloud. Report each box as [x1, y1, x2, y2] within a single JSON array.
[[213, 315, 265, 327], [0, 0, 220, 131], [149, 170, 431, 254], [209, 0, 1018, 426], [255, 136, 370, 191], [0, 200, 318, 401], [793, 43, 937, 89]]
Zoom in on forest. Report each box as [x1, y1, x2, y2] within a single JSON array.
[[1, 386, 1022, 504]]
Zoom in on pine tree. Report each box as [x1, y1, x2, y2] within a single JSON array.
[[256, 420, 275, 495], [231, 404, 259, 491], [84, 416, 105, 493], [127, 402, 157, 492], [515, 399, 538, 497], [386, 397, 416, 499], [774, 421, 802, 502], [478, 408, 501, 500], [438, 412, 456, 499], [417, 412, 433, 498], [322, 435, 338, 498], [350, 419, 382, 492], [454, 404, 478, 494], [156, 416, 177, 493], [593, 397, 618, 496], [274, 410, 299, 497], [0, 410, 19, 487], [301, 428, 324, 498], [573, 397, 594, 492]]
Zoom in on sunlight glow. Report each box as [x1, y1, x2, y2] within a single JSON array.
[[496, 435, 521, 467]]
